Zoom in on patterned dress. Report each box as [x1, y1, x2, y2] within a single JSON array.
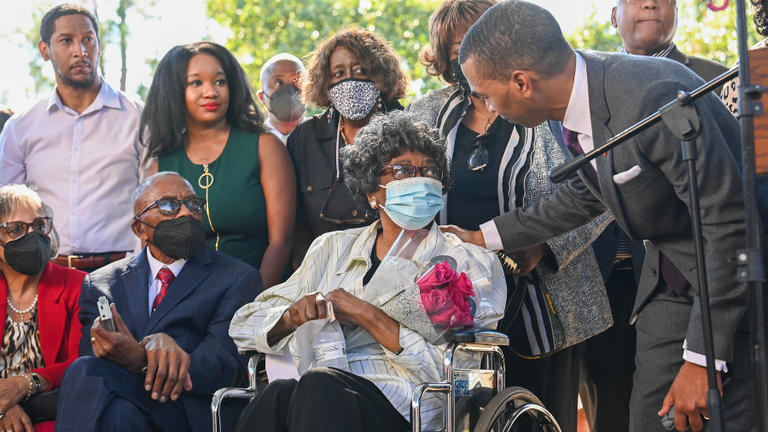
[[0, 309, 45, 377]]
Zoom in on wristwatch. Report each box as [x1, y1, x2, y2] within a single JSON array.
[[28, 372, 41, 394]]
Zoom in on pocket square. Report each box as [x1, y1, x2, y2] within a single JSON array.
[[613, 165, 642, 185]]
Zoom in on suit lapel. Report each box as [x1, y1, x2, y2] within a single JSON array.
[[37, 263, 67, 367], [143, 247, 212, 335], [582, 51, 632, 230], [120, 252, 151, 339]]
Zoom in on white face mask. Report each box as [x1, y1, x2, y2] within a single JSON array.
[[379, 177, 445, 230], [328, 78, 380, 120]]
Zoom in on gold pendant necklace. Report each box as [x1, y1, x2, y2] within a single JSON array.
[[198, 164, 220, 251], [472, 105, 496, 132]]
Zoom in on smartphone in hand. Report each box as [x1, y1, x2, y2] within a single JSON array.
[[97, 296, 116, 332]]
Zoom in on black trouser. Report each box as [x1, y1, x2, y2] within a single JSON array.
[[579, 265, 637, 432], [502, 344, 581, 432], [234, 367, 410, 432]]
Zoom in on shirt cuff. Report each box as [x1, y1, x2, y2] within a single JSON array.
[[479, 221, 503, 251], [683, 349, 728, 373]]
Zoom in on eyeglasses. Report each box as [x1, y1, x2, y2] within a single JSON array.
[[379, 164, 444, 181], [467, 131, 490, 172], [0, 217, 53, 240], [319, 178, 370, 225], [135, 198, 207, 219]]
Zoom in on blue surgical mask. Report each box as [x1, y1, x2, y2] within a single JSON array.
[[379, 177, 444, 230]]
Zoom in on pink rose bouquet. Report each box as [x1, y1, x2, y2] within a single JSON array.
[[416, 262, 475, 330]]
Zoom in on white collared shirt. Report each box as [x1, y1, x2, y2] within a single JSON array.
[[145, 247, 187, 315], [267, 121, 289, 143], [561, 52, 596, 170], [0, 79, 143, 255]]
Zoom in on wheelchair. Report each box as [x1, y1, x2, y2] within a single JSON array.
[[211, 328, 561, 432]]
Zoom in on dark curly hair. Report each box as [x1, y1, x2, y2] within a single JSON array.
[[140, 42, 267, 162], [754, 0, 768, 37], [341, 112, 451, 213], [303, 26, 409, 108], [420, 0, 497, 84]]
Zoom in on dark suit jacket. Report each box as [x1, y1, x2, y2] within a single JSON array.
[[78, 245, 262, 432], [493, 50, 765, 362], [0, 262, 85, 389], [667, 45, 730, 95]]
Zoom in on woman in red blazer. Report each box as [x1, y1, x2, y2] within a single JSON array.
[[0, 185, 85, 432]]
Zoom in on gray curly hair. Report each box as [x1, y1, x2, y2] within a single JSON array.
[[341, 111, 451, 213]]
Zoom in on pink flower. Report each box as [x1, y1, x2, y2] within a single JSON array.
[[429, 305, 457, 328], [417, 262, 460, 293], [418, 262, 477, 330], [422, 288, 449, 312]]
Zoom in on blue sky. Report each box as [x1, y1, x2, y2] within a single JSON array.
[[0, 0, 616, 111]]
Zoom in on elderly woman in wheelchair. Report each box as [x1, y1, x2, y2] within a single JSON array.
[[225, 112, 559, 432]]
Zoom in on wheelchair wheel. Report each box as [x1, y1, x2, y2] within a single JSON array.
[[455, 388, 494, 432], [472, 386, 562, 432]]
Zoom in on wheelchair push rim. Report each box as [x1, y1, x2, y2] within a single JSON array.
[[472, 386, 562, 432]]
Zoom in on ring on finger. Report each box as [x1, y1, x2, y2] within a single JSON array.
[[91, 337, 97, 344]]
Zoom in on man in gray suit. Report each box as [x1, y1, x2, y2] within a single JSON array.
[[579, 2, 732, 431], [446, 1, 759, 431]]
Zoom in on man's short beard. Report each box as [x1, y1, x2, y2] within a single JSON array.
[[56, 68, 98, 89]]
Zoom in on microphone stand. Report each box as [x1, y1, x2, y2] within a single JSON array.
[[735, 1, 768, 431], [547, 63, 745, 432]]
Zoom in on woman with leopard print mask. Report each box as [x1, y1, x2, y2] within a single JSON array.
[[286, 26, 409, 269]]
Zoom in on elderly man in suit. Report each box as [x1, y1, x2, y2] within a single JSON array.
[[444, 1, 762, 431], [54, 172, 262, 432]]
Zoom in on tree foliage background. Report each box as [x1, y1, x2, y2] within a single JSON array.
[[206, 0, 443, 105], [12, 0, 767, 104], [568, 1, 761, 66]]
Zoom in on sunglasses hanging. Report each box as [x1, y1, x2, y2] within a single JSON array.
[[467, 104, 498, 172]]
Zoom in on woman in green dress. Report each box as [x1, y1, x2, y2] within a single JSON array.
[[140, 42, 296, 289]]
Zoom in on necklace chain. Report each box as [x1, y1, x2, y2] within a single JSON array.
[[8, 294, 38, 322], [472, 104, 496, 132]]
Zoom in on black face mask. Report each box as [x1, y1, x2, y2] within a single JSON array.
[[451, 58, 477, 97], [140, 216, 206, 261], [264, 84, 307, 123], [0, 232, 51, 276]]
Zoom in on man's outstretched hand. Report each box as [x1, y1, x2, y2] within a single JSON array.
[[440, 225, 487, 249]]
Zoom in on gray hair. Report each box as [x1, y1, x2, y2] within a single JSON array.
[[0, 184, 60, 259], [132, 171, 195, 215], [341, 111, 451, 212], [459, 0, 573, 81]]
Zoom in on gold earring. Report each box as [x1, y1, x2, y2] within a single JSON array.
[[370, 199, 378, 209]]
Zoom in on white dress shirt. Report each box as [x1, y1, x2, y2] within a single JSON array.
[[267, 121, 289, 143], [0, 79, 143, 255], [479, 52, 726, 371], [145, 247, 187, 315], [230, 221, 506, 429]]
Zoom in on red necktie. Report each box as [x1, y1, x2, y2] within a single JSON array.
[[152, 267, 175, 312]]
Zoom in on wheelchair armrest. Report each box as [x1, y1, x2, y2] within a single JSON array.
[[247, 353, 263, 390], [451, 328, 509, 346]]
